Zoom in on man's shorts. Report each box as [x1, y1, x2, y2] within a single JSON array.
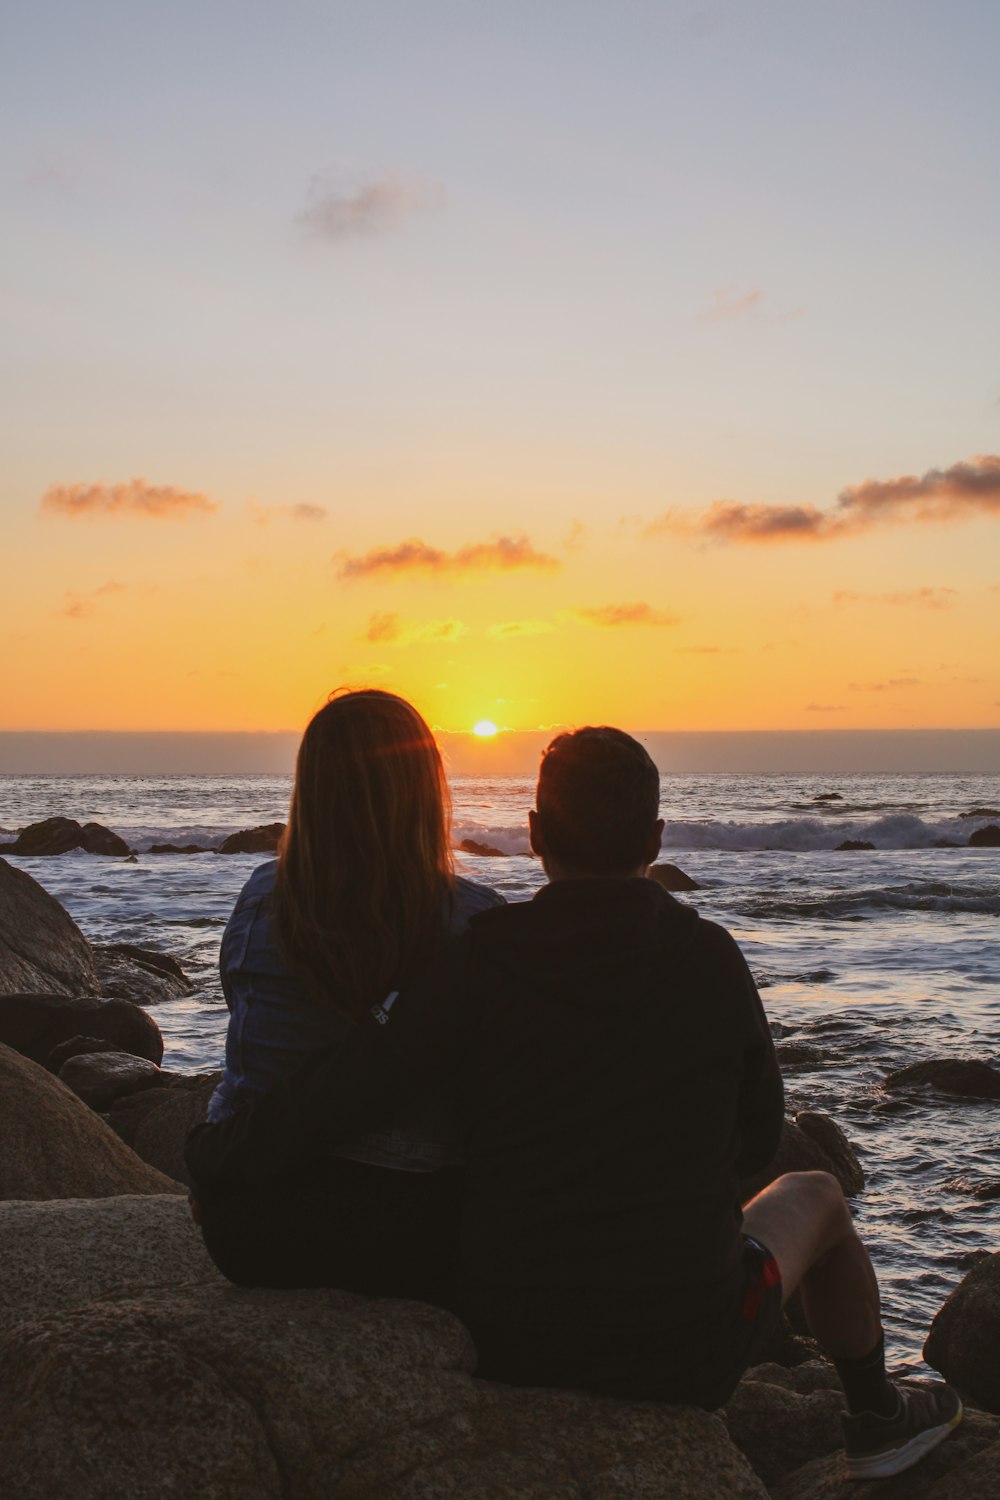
[[733, 1232, 785, 1373]]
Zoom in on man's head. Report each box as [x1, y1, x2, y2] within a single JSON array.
[[529, 726, 663, 879]]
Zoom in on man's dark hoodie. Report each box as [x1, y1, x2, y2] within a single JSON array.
[[187, 877, 783, 1405]]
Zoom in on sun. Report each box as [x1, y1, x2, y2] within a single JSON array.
[[472, 720, 499, 737]]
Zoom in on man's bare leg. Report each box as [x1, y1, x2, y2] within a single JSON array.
[[741, 1169, 880, 1358]]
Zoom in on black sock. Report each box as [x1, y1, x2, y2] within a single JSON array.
[[833, 1334, 899, 1417]]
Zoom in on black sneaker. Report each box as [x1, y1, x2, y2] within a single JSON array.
[[842, 1380, 963, 1480]]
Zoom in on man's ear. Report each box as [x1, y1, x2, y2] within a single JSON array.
[[644, 818, 665, 869], [528, 809, 546, 858]]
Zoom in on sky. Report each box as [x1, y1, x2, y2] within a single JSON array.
[[3, 0, 999, 766]]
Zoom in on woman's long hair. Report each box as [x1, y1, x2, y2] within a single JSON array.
[[272, 689, 454, 1021]]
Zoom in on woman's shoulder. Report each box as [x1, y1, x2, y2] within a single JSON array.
[[448, 874, 506, 933], [235, 858, 278, 907]]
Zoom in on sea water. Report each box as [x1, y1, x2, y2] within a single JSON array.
[[2, 771, 998, 1372]]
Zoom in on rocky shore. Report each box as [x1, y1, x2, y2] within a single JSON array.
[[1, 854, 998, 1497]]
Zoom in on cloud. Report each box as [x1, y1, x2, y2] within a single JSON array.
[[297, 173, 446, 239], [833, 587, 958, 609], [805, 703, 846, 712], [248, 501, 328, 524], [486, 619, 555, 639], [573, 603, 680, 628], [56, 580, 126, 621], [338, 534, 558, 580], [646, 455, 1000, 545], [364, 611, 468, 646], [699, 288, 764, 323], [42, 478, 218, 519], [849, 678, 920, 692]]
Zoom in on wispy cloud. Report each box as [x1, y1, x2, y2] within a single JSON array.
[[646, 455, 1000, 544], [850, 677, 920, 692], [698, 287, 802, 324], [42, 478, 218, 520], [573, 602, 680, 628], [833, 587, 958, 609], [339, 534, 558, 580], [364, 611, 468, 645], [56, 580, 126, 621], [248, 502, 328, 524], [486, 619, 556, 639], [297, 172, 446, 239], [805, 703, 846, 712]]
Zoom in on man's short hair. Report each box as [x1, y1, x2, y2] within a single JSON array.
[[535, 726, 661, 875]]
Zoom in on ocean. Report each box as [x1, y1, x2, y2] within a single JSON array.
[[2, 770, 998, 1373]]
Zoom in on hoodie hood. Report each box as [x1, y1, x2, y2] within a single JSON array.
[[467, 877, 702, 1008]]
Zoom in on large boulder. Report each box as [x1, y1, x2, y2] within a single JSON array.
[[0, 1196, 222, 1335], [772, 1409, 1000, 1499], [0, 858, 99, 996], [740, 1113, 865, 1203], [0, 1043, 183, 1200], [108, 1073, 221, 1185], [0, 993, 163, 1066], [59, 1050, 162, 1111], [218, 823, 285, 854], [884, 1059, 1000, 1101], [0, 1283, 768, 1500], [723, 1359, 844, 1489], [91, 943, 193, 1004], [3, 817, 130, 856], [924, 1252, 1000, 1413], [968, 825, 1000, 847]]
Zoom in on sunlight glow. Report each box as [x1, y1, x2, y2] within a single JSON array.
[[473, 720, 499, 737]]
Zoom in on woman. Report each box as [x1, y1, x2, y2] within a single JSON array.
[[190, 689, 503, 1304]]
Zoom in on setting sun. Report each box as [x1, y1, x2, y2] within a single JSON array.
[[472, 720, 499, 737]]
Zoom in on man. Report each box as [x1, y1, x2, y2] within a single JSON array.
[[187, 727, 961, 1481]]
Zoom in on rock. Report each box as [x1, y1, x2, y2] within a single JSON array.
[[812, 794, 843, 802], [968, 824, 1000, 847], [0, 1196, 223, 1335], [648, 862, 701, 892], [0, 858, 100, 996], [959, 808, 1000, 819], [835, 840, 875, 851], [457, 838, 506, 857], [108, 1073, 221, 1185], [773, 1409, 1000, 1499], [0, 993, 163, 1066], [884, 1059, 1000, 1101], [0, 1043, 184, 1200], [925, 1252, 1000, 1413], [218, 823, 285, 854], [59, 1050, 162, 1111], [775, 1042, 832, 1069], [740, 1113, 864, 1203], [148, 842, 213, 854], [80, 821, 131, 855], [0, 1283, 768, 1500], [724, 1359, 844, 1489], [44, 1033, 122, 1072], [5, 816, 130, 856], [92, 943, 193, 1004]]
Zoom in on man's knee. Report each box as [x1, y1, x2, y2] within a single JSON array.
[[776, 1170, 850, 1229]]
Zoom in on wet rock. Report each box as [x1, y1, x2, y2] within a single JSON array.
[[925, 1251, 1000, 1413], [59, 1049, 162, 1111], [148, 842, 213, 854], [92, 943, 193, 1004], [0, 858, 100, 997], [941, 1176, 1000, 1201], [775, 1041, 833, 1069], [968, 824, 1000, 847], [457, 838, 506, 857], [835, 840, 875, 851], [0, 993, 163, 1067], [0, 1042, 183, 1200], [959, 808, 1000, 819], [218, 822, 286, 854], [740, 1113, 864, 1202], [108, 1072, 221, 1185], [43, 1033, 121, 1072], [648, 862, 701, 892], [0, 1283, 768, 1500], [4, 817, 130, 856], [0, 1196, 223, 1335], [884, 1059, 1000, 1101], [812, 793, 843, 802]]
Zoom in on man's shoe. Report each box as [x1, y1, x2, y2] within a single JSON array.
[[842, 1380, 963, 1480]]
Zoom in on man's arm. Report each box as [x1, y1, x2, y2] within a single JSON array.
[[185, 940, 470, 1194], [727, 938, 784, 1177]]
